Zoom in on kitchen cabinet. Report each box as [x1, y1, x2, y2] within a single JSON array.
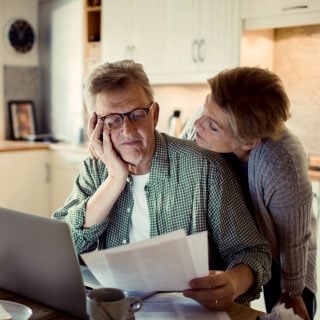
[[0, 150, 50, 217], [241, 0, 320, 30], [158, 0, 240, 83], [101, 0, 240, 84], [49, 149, 88, 213], [101, 0, 163, 76]]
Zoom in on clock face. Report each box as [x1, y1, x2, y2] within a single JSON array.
[[7, 19, 35, 53]]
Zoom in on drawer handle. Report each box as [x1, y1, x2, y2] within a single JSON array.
[[282, 5, 308, 11]]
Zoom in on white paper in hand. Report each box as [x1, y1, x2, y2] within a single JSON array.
[[81, 230, 208, 292]]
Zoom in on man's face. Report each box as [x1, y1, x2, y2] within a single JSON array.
[[95, 83, 158, 173]]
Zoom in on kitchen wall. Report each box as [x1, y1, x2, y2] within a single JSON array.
[[153, 84, 208, 134], [0, 0, 39, 140], [0, 0, 39, 139], [274, 25, 320, 156]]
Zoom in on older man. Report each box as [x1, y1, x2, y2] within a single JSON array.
[[53, 60, 271, 311]]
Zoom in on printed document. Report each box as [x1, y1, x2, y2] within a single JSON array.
[[136, 292, 231, 320], [81, 230, 208, 292]]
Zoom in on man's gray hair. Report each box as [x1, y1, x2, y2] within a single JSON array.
[[84, 60, 154, 112]]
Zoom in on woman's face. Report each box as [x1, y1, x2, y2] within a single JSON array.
[[194, 94, 242, 154]]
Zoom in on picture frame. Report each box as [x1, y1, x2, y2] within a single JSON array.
[[8, 100, 36, 140]]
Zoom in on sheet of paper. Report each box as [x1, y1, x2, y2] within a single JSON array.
[[135, 292, 231, 320], [81, 230, 208, 292]]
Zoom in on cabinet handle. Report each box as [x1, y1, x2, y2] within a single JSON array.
[[192, 39, 198, 63], [282, 5, 308, 11], [198, 38, 205, 63]]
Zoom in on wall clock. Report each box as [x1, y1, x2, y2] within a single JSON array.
[[7, 19, 35, 53]]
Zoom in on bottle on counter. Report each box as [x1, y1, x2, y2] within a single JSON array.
[[168, 110, 182, 137]]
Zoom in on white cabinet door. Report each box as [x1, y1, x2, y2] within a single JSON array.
[[241, 0, 320, 19], [101, 0, 134, 62], [0, 150, 50, 217], [161, 0, 197, 76], [50, 150, 87, 213], [153, 0, 240, 84], [102, 0, 240, 84], [132, 0, 163, 76], [197, 0, 240, 73], [241, 0, 320, 30], [102, 0, 162, 74]]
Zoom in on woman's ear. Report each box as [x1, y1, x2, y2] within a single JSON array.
[[242, 138, 261, 151]]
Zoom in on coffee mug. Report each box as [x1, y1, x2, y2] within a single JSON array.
[[86, 288, 142, 320]]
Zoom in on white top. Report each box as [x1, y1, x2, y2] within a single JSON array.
[[129, 173, 150, 243]]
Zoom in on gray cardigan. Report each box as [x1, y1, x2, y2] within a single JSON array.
[[181, 119, 317, 297], [248, 129, 316, 297]]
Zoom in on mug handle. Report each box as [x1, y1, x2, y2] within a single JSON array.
[[128, 297, 142, 312]]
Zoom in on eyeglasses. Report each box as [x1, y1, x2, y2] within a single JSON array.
[[98, 102, 154, 129]]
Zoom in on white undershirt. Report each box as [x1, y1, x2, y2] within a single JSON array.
[[129, 173, 150, 243]]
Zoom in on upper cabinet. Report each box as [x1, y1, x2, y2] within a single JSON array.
[[101, 0, 240, 84], [241, 0, 320, 30], [159, 0, 240, 84]]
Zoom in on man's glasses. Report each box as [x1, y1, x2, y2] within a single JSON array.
[[98, 102, 154, 129]]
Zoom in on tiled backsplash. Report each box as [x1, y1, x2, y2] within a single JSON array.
[[4, 66, 44, 139], [274, 25, 320, 156], [153, 84, 208, 135]]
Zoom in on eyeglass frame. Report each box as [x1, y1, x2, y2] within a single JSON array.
[[97, 102, 155, 129]]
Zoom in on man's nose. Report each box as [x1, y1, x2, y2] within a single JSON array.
[[121, 116, 136, 134]]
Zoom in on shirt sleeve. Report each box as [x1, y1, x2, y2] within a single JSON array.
[[52, 158, 110, 254], [207, 158, 272, 304]]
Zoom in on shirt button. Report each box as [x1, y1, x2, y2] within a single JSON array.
[[127, 208, 130, 213], [122, 239, 127, 244]]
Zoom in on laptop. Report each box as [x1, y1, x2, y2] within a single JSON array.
[[0, 207, 90, 319]]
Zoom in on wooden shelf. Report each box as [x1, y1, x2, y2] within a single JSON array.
[[84, 0, 102, 75], [87, 6, 101, 12]]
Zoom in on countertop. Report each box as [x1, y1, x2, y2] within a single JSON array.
[[0, 140, 88, 154]]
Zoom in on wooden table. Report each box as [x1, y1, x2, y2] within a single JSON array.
[[0, 288, 263, 320]]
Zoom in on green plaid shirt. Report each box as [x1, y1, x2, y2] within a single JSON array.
[[53, 131, 271, 303]]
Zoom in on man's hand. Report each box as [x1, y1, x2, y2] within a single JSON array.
[[87, 112, 128, 179], [183, 265, 254, 311], [183, 270, 237, 310], [280, 292, 310, 320]]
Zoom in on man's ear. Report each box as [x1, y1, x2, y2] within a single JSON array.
[[241, 138, 261, 151], [153, 102, 160, 126]]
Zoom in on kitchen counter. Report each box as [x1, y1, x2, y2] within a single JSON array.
[[309, 155, 320, 181], [0, 140, 49, 152], [0, 140, 88, 154]]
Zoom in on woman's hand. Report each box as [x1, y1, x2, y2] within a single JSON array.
[[280, 292, 310, 320], [183, 270, 237, 311]]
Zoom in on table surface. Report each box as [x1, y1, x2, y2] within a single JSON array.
[[0, 288, 263, 320]]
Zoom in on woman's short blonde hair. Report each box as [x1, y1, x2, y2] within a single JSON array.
[[208, 67, 291, 142], [84, 60, 154, 112]]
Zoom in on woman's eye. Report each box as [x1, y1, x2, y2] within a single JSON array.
[[209, 122, 218, 132]]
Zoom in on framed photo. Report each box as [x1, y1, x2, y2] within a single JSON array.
[[8, 100, 36, 140]]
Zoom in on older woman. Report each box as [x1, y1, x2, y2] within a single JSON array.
[[181, 67, 317, 320]]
